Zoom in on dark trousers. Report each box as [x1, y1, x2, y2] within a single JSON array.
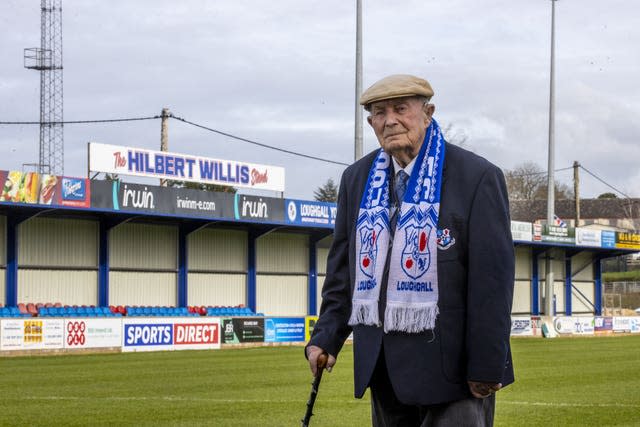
[[369, 349, 495, 427]]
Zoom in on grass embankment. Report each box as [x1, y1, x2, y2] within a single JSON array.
[[1, 336, 639, 426]]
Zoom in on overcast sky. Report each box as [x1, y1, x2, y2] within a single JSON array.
[[1, 0, 638, 200]]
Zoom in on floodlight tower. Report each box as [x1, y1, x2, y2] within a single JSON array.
[[24, 0, 64, 175]]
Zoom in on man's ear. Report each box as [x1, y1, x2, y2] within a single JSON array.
[[424, 103, 435, 118], [366, 115, 373, 127]]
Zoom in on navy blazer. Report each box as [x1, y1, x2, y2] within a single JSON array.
[[308, 142, 515, 406]]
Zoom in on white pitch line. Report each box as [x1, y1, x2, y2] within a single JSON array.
[[19, 396, 368, 404], [19, 397, 639, 409], [501, 401, 640, 409]]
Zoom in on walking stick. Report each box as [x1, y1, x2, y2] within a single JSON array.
[[301, 353, 328, 427]]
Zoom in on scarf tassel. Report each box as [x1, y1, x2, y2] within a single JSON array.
[[384, 303, 439, 333], [348, 300, 380, 327]]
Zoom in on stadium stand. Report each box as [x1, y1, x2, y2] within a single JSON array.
[[206, 306, 261, 316], [0, 306, 31, 317], [125, 306, 200, 317], [38, 305, 122, 317], [7, 303, 263, 318]]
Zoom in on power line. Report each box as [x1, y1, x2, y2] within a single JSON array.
[[0, 116, 160, 125], [506, 166, 573, 178], [169, 114, 350, 166], [579, 165, 631, 199]]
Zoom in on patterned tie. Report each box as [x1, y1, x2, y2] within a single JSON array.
[[395, 170, 409, 204]]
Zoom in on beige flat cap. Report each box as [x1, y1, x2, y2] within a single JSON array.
[[360, 74, 434, 106]]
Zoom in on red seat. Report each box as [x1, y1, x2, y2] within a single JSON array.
[[26, 303, 38, 315]]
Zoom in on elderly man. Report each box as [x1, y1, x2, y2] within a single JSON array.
[[306, 74, 515, 426]]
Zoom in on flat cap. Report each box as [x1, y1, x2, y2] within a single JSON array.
[[360, 74, 434, 106]]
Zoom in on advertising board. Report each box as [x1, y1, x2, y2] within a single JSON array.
[[612, 316, 640, 333], [89, 142, 285, 192], [541, 225, 575, 244], [0, 170, 90, 208], [0, 319, 64, 351], [601, 230, 616, 248], [575, 228, 602, 247], [305, 316, 318, 341], [264, 317, 305, 343], [594, 316, 613, 333], [510, 221, 532, 242], [510, 316, 533, 336], [222, 318, 265, 344], [553, 316, 595, 335], [234, 194, 284, 222], [286, 199, 336, 227], [615, 231, 640, 250], [63, 319, 122, 349], [90, 180, 234, 219], [122, 318, 221, 352]]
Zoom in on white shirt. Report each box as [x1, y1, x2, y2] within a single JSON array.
[[392, 156, 417, 178]]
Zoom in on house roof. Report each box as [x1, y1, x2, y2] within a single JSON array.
[[509, 198, 640, 223]]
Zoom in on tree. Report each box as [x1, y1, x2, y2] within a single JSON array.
[[166, 180, 236, 193], [597, 192, 618, 199], [442, 123, 468, 148], [314, 178, 338, 202], [504, 162, 573, 200], [504, 162, 547, 200]]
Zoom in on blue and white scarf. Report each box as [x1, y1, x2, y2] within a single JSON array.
[[348, 119, 445, 333]]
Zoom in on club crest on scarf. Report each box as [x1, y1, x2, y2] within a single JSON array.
[[401, 223, 432, 279], [359, 223, 383, 278]]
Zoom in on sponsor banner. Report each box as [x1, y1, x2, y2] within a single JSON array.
[[305, 316, 318, 341], [0, 319, 64, 351], [612, 316, 640, 333], [0, 171, 90, 208], [90, 180, 234, 218], [615, 231, 640, 250], [89, 142, 285, 192], [532, 223, 542, 242], [286, 199, 336, 227], [553, 316, 595, 335], [122, 318, 221, 352], [64, 319, 122, 349], [173, 319, 220, 349], [530, 316, 543, 337], [594, 316, 613, 332], [510, 221, 532, 242], [510, 316, 533, 336], [575, 228, 602, 247], [222, 318, 265, 344], [541, 225, 575, 244], [601, 230, 616, 248], [234, 194, 284, 222], [264, 317, 305, 343]]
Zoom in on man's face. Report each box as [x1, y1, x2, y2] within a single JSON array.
[[367, 97, 434, 162]]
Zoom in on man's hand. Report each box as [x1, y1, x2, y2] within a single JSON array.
[[467, 381, 502, 398], [306, 345, 337, 377]]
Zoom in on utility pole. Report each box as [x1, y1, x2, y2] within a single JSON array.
[[354, 0, 363, 161], [573, 161, 580, 226], [160, 107, 170, 187], [544, 0, 558, 330]]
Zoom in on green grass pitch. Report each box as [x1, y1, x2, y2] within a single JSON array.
[[1, 335, 639, 426]]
